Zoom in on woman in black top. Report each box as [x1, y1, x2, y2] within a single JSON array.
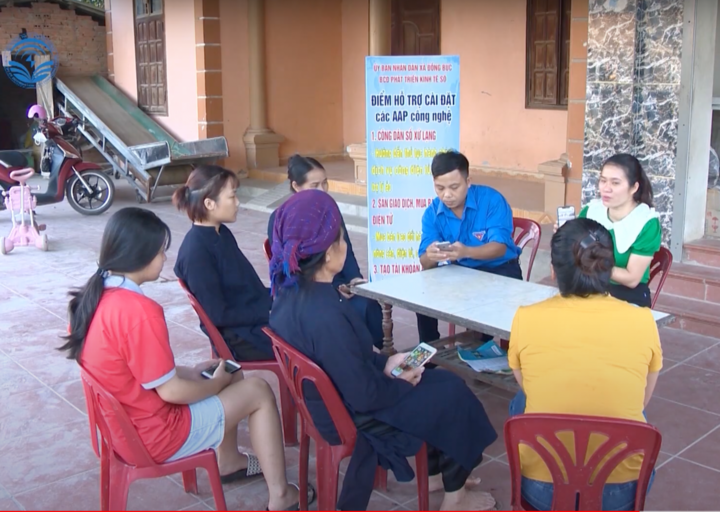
[[174, 165, 273, 361], [267, 155, 385, 349]]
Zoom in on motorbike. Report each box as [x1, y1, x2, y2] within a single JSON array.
[[0, 117, 115, 216]]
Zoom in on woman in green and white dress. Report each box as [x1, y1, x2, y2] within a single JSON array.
[[578, 154, 661, 307]]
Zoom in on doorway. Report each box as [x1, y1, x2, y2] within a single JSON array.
[[0, 63, 37, 150], [391, 0, 440, 56]]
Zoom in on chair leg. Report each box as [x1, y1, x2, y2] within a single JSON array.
[[299, 428, 310, 511], [316, 446, 340, 511], [373, 467, 388, 491], [279, 381, 299, 446], [100, 448, 110, 511], [108, 461, 131, 512], [181, 469, 198, 494], [449, 324, 456, 336], [415, 443, 430, 511], [204, 458, 228, 511]]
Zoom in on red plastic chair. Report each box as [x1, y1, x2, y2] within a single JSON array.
[[263, 238, 272, 261], [512, 217, 542, 282], [178, 279, 298, 446], [648, 247, 673, 309], [504, 413, 661, 511], [79, 368, 227, 511], [449, 217, 542, 336], [262, 326, 430, 511]]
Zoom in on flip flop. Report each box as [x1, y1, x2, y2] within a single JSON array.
[[266, 482, 317, 511], [220, 452, 264, 484]]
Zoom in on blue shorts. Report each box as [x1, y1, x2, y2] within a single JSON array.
[[166, 395, 226, 462]]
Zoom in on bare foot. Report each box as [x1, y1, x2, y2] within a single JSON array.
[[267, 483, 300, 511], [440, 487, 496, 511], [429, 475, 482, 493]]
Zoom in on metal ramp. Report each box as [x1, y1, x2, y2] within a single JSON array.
[[54, 75, 228, 202]]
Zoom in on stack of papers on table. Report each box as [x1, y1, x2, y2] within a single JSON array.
[[457, 341, 512, 374]]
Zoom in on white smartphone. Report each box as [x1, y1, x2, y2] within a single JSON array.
[[557, 205, 576, 228], [201, 360, 242, 379], [391, 342, 438, 377], [436, 241, 452, 251]]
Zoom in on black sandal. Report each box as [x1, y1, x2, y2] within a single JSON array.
[[266, 482, 317, 511], [220, 452, 263, 484]]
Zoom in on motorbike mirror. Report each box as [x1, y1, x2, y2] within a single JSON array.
[[56, 118, 66, 126]]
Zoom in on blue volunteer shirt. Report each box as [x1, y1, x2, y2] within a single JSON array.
[[418, 184, 521, 269]]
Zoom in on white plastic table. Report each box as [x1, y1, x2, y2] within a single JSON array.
[[354, 265, 675, 355]]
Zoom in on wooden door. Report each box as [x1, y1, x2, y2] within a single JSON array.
[[134, 0, 167, 115], [391, 0, 440, 56]]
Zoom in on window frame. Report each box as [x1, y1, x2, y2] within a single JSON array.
[[133, 0, 168, 116], [525, 0, 571, 111]]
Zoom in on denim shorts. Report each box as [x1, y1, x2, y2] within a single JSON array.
[[166, 395, 226, 462]]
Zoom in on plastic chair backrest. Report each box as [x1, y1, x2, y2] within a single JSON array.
[[80, 367, 157, 468], [512, 217, 542, 282], [648, 247, 673, 309], [504, 413, 661, 511], [263, 239, 272, 262], [177, 279, 235, 361], [262, 326, 357, 448]]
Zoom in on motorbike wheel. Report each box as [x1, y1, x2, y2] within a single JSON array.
[[66, 170, 116, 216]]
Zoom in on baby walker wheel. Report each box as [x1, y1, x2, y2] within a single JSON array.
[[36, 233, 49, 251], [0, 237, 13, 255]]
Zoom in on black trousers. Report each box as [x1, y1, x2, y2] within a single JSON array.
[[416, 259, 524, 343], [218, 329, 275, 362], [356, 416, 477, 494], [608, 282, 652, 308]]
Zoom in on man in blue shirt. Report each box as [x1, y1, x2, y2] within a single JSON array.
[[417, 150, 523, 343]]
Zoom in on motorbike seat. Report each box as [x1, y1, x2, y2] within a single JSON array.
[[0, 151, 28, 169]]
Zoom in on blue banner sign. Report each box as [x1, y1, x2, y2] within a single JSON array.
[[365, 55, 460, 282]]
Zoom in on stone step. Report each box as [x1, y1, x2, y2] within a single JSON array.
[[663, 262, 720, 303], [684, 237, 720, 267], [654, 293, 720, 338]]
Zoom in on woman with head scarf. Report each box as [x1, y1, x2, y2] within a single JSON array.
[[268, 189, 499, 511], [266, 154, 385, 350]]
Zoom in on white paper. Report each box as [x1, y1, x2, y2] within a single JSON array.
[[2, 51, 11, 67]]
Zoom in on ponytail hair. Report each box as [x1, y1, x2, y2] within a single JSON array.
[[59, 207, 172, 361], [173, 165, 239, 222], [551, 217, 615, 298], [602, 153, 654, 207]]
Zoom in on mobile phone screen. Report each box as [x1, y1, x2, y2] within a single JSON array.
[[436, 242, 452, 251], [557, 206, 576, 228], [391, 344, 436, 376]]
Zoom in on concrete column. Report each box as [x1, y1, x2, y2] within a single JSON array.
[[368, 0, 391, 56], [348, 0, 391, 184], [243, 0, 283, 169]]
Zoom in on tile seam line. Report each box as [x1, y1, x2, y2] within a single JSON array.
[[672, 424, 720, 461], [652, 396, 720, 417], [674, 455, 720, 474], [10, 467, 98, 501]]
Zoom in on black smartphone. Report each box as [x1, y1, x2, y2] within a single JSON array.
[[201, 360, 242, 379]]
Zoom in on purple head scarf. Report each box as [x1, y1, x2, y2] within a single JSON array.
[[270, 189, 342, 291]]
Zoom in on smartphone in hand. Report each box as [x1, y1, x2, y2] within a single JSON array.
[[201, 360, 242, 379], [436, 241, 452, 251], [557, 206, 576, 228], [391, 343, 438, 377]]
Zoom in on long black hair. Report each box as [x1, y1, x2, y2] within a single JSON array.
[[602, 153, 654, 207], [58, 207, 172, 361], [551, 217, 615, 298]]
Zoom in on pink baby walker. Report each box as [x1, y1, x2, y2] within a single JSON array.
[[1, 168, 49, 254]]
